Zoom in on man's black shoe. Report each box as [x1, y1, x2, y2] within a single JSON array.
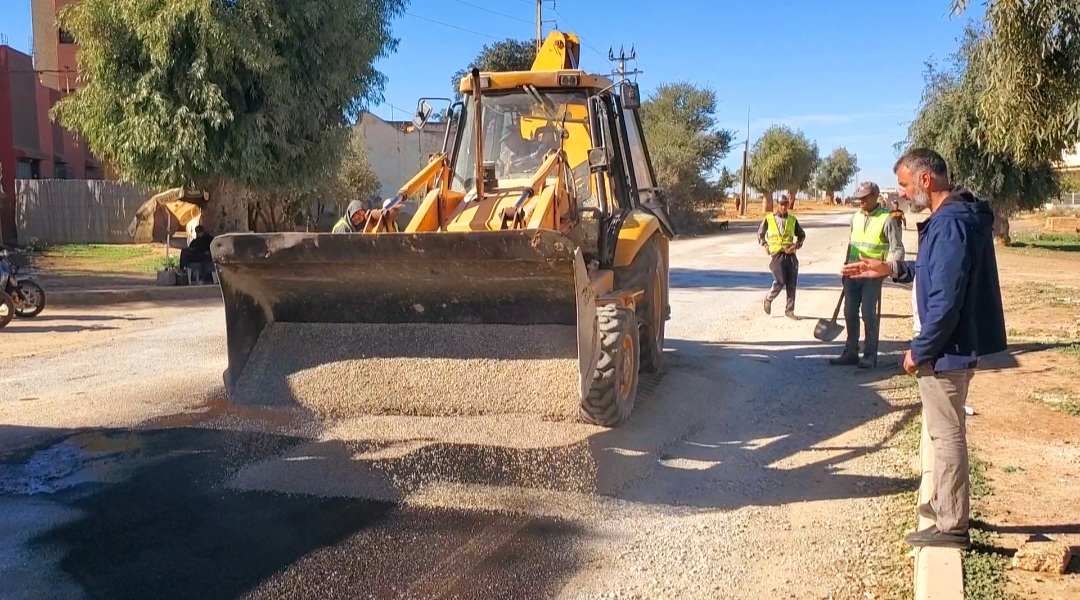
[[904, 525, 970, 549], [829, 353, 859, 366], [917, 503, 935, 520], [858, 355, 878, 369]]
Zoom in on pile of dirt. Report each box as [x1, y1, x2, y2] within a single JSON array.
[[231, 322, 583, 420]]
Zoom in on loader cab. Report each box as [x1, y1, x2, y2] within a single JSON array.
[[433, 75, 671, 267]]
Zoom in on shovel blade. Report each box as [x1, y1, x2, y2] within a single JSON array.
[[813, 319, 844, 342]]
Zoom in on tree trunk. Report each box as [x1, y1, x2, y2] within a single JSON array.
[[992, 212, 1011, 246], [787, 188, 798, 208], [761, 191, 774, 213], [201, 178, 250, 234]]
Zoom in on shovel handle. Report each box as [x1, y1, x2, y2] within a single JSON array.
[[830, 285, 845, 324]]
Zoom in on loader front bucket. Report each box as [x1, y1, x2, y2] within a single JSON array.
[[210, 230, 599, 420]]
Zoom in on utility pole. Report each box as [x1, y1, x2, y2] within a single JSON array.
[[739, 105, 750, 216], [607, 45, 643, 80], [536, 0, 543, 52]]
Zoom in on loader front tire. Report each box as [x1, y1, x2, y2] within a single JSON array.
[[614, 234, 666, 373], [580, 304, 640, 427]]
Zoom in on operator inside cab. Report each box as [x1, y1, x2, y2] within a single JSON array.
[[500, 125, 543, 175]]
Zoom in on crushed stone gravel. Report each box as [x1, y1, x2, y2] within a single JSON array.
[[231, 322, 583, 420]]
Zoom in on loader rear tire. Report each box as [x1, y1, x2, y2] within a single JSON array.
[[614, 234, 666, 373], [580, 304, 639, 427]]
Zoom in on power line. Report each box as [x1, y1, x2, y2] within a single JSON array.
[[404, 11, 503, 40], [447, 0, 533, 24], [548, 6, 606, 59]]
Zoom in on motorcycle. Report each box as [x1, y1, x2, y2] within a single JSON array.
[[0, 250, 46, 319]]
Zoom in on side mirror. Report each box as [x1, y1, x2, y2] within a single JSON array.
[[620, 82, 641, 110], [587, 147, 609, 173], [413, 100, 433, 130]]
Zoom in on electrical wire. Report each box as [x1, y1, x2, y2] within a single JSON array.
[[447, 0, 533, 24], [404, 11, 504, 40], [548, 5, 607, 59]]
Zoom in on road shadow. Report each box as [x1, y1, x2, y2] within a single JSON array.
[[0, 324, 122, 334], [19, 315, 153, 323], [671, 268, 844, 292], [0, 425, 586, 600]]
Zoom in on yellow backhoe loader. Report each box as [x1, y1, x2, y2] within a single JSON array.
[[210, 31, 675, 426]]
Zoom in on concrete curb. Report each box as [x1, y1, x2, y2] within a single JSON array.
[[914, 417, 964, 600], [48, 285, 223, 307]]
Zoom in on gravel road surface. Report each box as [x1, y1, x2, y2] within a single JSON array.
[[0, 211, 920, 599]]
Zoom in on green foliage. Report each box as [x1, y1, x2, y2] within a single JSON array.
[[51, 0, 404, 195], [748, 125, 819, 200], [963, 544, 1013, 600], [1010, 232, 1080, 252], [953, 0, 1080, 166], [24, 238, 49, 254], [451, 39, 536, 94], [716, 166, 737, 195], [814, 147, 859, 196], [337, 129, 382, 207], [160, 254, 180, 271], [1061, 172, 1080, 193], [640, 82, 733, 226], [245, 127, 381, 231], [969, 453, 993, 501], [46, 244, 153, 260], [903, 26, 1060, 224]]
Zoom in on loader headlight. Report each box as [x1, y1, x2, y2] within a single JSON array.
[[558, 74, 579, 86]]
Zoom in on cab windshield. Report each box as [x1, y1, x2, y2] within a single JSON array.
[[449, 89, 592, 194]]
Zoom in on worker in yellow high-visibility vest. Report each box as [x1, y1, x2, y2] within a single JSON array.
[[756, 195, 806, 319], [830, 182, 906, 368]]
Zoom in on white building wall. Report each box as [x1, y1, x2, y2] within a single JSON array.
[[356, 113, 447, 202]]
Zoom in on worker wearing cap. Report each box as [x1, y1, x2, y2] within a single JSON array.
[[378, 197, 403, 232], [757, 195, 806, 319], [831, 182, 905, 368]]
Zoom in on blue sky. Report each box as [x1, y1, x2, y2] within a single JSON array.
[[1, 0, 983, 194]]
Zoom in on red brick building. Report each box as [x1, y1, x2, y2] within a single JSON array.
[[0, 0, 104, 243]]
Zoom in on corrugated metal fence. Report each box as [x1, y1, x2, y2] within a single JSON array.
[[15, 179, 150, 244]]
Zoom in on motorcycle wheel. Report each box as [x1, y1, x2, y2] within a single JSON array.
[[0, 292, 14, 328], [13, 280, 45, 318]]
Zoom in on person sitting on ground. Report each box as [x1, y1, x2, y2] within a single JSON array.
[[332, 200, 368, 233], [180, 225, 215, 283]]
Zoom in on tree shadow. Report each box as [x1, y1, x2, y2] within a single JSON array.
[[22, 315, 153, 323], [0, 324, 121, 334], [671, 268, 843, 292]]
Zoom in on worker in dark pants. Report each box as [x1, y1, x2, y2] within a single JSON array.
[[830, 182, 905, 368], [757, 195, 806, 319]]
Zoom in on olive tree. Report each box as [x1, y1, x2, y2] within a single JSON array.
[[903, 25, 1059, 244], [52, 0, 404, 233], [813, 148, 858, 203], [952, 0, 1080, 165], [451, 39, 536, 94], [748, 125, 819, 211], [640, 82, 734, 229]]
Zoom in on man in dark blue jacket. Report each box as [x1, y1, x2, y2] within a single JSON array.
[[841, 148, 1006, 550]]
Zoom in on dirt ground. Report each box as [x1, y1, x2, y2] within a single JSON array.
[[878, 213, 1080, 598]]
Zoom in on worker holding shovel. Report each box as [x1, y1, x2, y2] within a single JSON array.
[[830, 182, 906, 369]]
